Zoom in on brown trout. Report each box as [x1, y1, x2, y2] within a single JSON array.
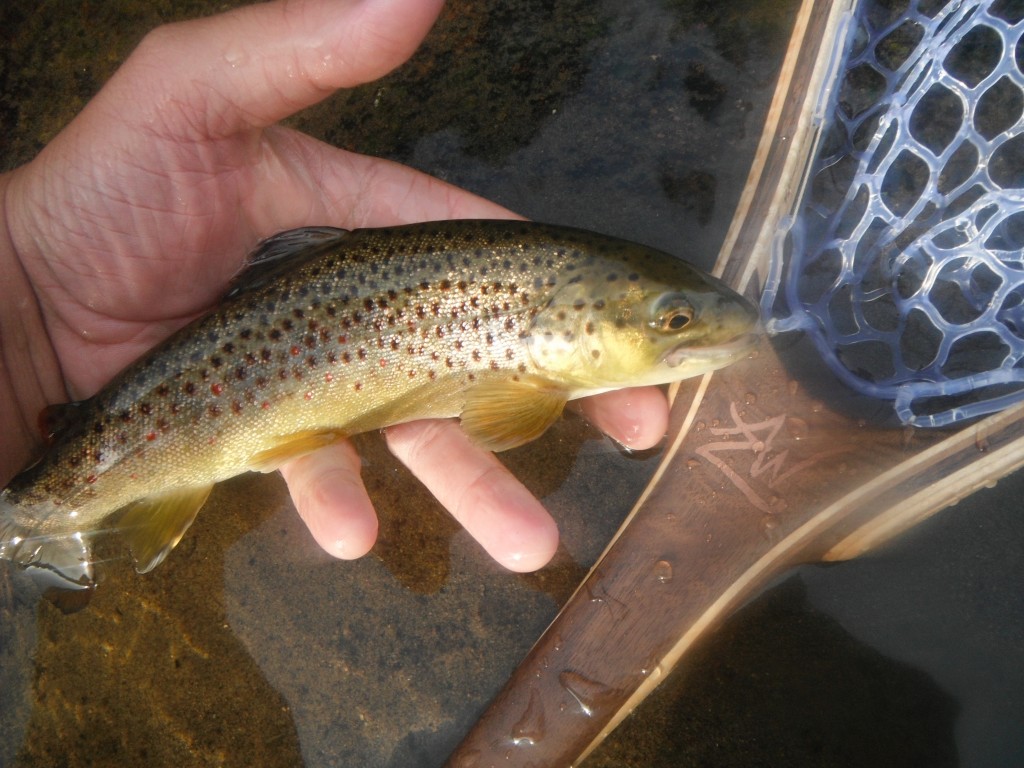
[[0, 220, 758, 593]]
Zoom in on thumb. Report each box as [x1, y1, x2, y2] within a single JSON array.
[[102, 0, 445, 137]]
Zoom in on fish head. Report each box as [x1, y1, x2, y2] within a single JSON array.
[[526, 247, 760, 391]]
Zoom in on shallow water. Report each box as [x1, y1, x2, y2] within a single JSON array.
[[2, 1, 1023, 766]]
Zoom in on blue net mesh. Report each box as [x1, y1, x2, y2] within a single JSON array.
[[762, 0, 1024, 426]]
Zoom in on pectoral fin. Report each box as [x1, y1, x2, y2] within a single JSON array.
[[248, 430, 342, 472], [118, 485, 214, 573], [460, 377, 569, 452]]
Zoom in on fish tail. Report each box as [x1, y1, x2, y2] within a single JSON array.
[[1, 492, 96, 608]]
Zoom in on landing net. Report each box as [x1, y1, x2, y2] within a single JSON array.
[[763, 0, 1024, 426]]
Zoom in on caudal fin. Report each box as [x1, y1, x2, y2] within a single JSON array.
[[1, 496, 95, 611]]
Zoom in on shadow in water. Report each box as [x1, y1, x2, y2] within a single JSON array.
[[589, 575, 959, 767]]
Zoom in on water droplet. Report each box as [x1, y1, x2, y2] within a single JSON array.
[[744, 392, 758, 405], [510, 687, 546, 747], [686, 457, 701, 470], [751, 440, 766, 453], [558, 671, 617, 718], [786, 417, 808, 440], [695, 420, 706, 431], [787, 379, 799, 396], [639, 660, 664, 681], [653, 559, 673, 583]]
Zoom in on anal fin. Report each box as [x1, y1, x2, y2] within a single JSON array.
[[460, 376, 569, 452], [118, 485, 213, 573]]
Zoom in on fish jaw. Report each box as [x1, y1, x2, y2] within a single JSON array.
[[663, 330, 761, 377]]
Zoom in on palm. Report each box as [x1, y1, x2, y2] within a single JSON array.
[[16, 120, 482, 399]]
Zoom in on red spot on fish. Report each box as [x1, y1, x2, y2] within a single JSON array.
[[261, 400, 271, 409], [146, 431, 157, 441], [211, 383, 223, 396], [379, 359, 388, 368], [304, 391, 314, 400], [324, 373, 334, 383], [86, 474, 98, 484], [337, 335, 347, 344], [290, 345, 301, 356]]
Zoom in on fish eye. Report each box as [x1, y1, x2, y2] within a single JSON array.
[[650, 294, 694, 333]]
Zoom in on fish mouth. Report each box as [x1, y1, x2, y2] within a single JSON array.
[[665, 331, 760, 368]]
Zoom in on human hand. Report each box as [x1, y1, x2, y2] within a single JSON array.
[[0, 0, 670, 572]]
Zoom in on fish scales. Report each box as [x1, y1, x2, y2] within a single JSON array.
[[0, 219, 759, 593]]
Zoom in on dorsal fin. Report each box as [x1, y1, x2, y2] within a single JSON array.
[[226, 226, 350, 299], [38, 400, 87, 444]]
